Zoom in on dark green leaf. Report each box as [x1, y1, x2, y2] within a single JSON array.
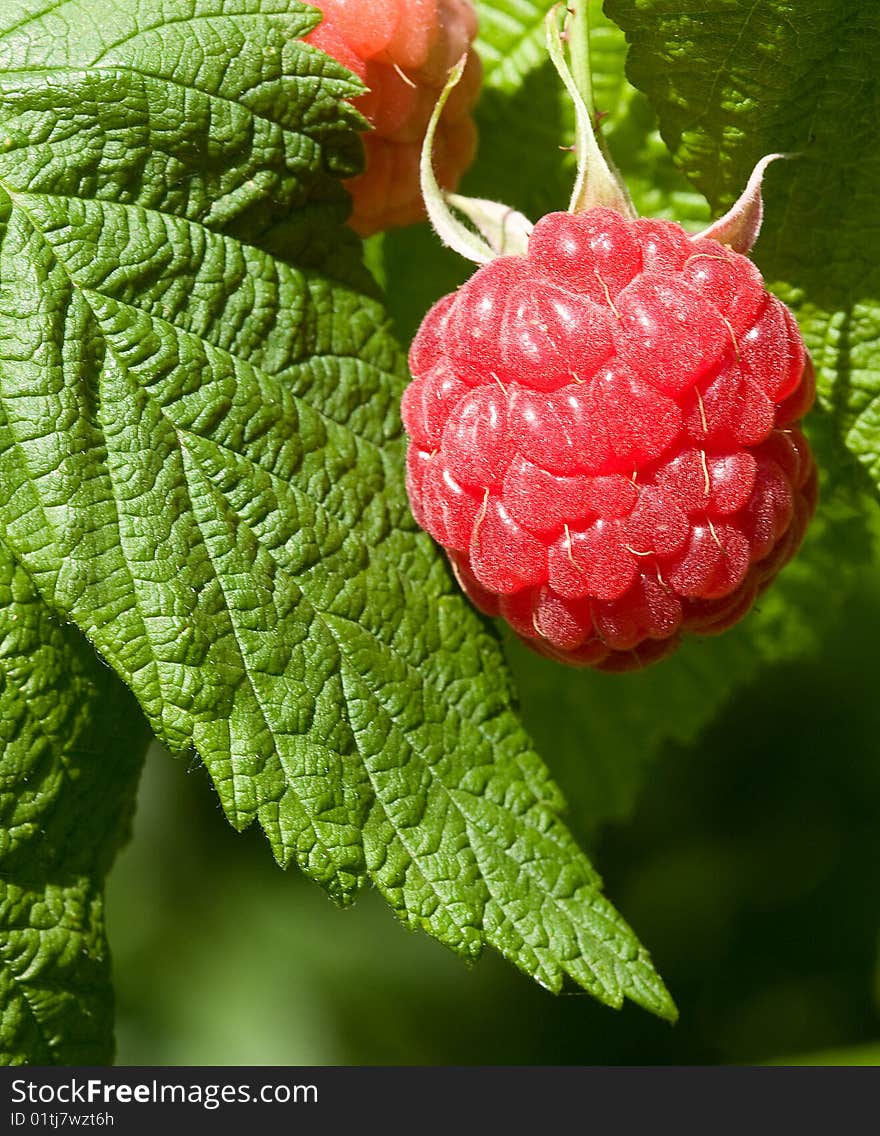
[[0, 538, 149, 1064]]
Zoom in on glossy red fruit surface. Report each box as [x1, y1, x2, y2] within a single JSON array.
[[403, 208, 817, 671], [306, 0, 481, 236]]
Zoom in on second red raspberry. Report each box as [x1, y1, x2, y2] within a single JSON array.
[[306, 0, 481, 236]]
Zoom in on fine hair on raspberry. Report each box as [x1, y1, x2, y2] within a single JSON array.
[[403, 207, 817, 671]]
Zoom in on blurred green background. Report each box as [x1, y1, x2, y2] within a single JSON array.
[[107, 566, 880, 1066]]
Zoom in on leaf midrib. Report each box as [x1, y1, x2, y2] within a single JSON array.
[[0, 60, 359, 123], [178, 446, 355, 869]]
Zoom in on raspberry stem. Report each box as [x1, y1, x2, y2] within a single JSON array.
[[420, 56, 533, 263], [546, 3, 635, 218], [567, 0, 595, 119]]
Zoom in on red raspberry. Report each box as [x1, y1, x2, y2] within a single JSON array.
[[402, 208, 817, 671], [306, 0, 481, 236]]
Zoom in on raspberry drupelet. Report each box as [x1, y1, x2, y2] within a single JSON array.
[[306, 0, 481, 236], [402, 208, 817, 671]]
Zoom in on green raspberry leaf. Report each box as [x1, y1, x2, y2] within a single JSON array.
[[606, 0, 880, 497], [0, 538, 150, 1064], [0, 1, 674, 1019]]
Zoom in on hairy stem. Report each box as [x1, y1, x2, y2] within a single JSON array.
[[568, 0, 595, 120]]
